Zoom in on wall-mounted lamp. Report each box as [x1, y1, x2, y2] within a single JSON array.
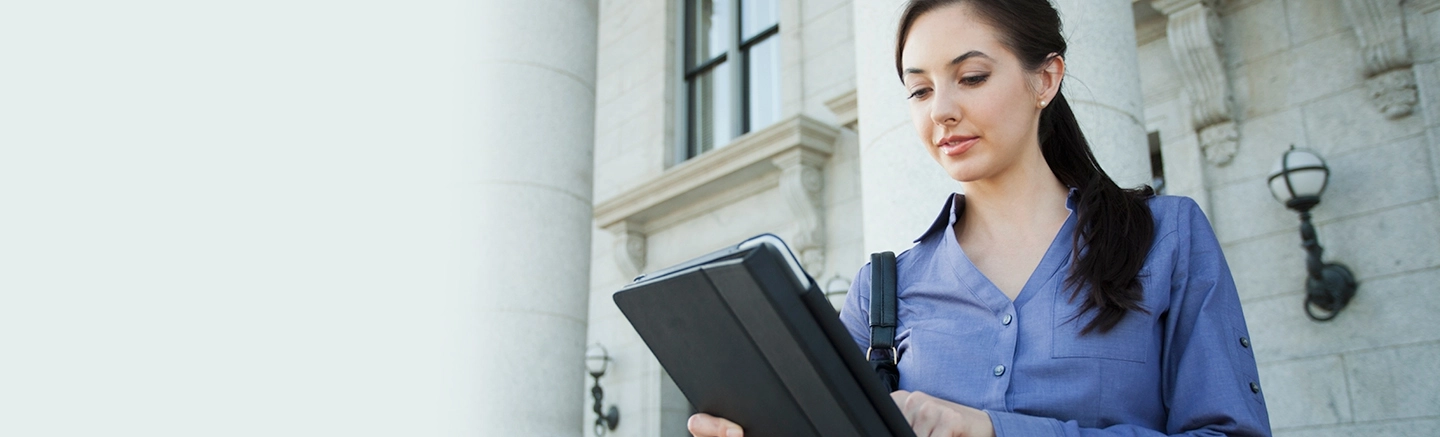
[[585, 344, 620, 436], [1267, 146, 1359, 321]]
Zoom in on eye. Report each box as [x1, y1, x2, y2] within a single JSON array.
[[907, 87, 932, 100], [960, 74, 989, 86]]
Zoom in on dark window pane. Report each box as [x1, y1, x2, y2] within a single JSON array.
[[745, 37, 779, 133], [689, 65, 732, 157], [690, 0, 729, 67], [1148, 131, 1165, 194], [741, 0, 777, 41]]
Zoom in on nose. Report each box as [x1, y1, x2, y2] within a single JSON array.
[[929, 86, 961, 126]]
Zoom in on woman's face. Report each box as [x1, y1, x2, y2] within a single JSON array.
[[900, 4, 1051, 183]]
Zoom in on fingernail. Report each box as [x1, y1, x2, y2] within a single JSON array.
[[726, 429, 741, 437]]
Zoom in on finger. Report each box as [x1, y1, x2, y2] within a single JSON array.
[[890, 390, 917, 424], [687, 413, 744, 437]]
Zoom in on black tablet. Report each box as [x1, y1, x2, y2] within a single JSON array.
[[613, 234, 915, 437]]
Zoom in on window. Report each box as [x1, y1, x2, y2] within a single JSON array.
[[1148, 131, 1165, 194], [683, 0, 780, 160]]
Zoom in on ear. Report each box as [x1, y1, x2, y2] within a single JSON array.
[[1036, 54, 1064, 106]]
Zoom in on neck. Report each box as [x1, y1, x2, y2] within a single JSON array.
[[956, 152, 1070, 236]]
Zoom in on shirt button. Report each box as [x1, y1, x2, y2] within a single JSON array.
[[1002, 314, 1013, 325], [993, 365, 1006, 376], [1249, 382, 1260, 393], [1240, 337, 1250, 348]]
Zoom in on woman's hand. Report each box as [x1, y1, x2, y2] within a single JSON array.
[[687, 413, 743, 437], [890, 390, 996, 437]]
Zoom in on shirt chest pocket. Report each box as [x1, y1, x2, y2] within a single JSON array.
[[1050, 286, 1155, 364]]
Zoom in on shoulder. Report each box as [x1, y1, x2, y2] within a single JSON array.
[[1145, 195, 1210, 236]]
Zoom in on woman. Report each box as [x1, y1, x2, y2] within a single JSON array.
[[689, 0, 1271, 436]]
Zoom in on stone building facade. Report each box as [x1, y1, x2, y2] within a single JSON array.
[[581, 0, 1440, 436]]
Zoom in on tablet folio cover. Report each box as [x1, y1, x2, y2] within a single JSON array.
[[613, 238, 914, 437]]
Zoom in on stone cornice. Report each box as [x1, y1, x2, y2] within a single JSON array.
[[594, 114, 841, 277]]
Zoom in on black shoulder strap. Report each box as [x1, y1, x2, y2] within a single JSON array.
[[868, 251, 898, 359]]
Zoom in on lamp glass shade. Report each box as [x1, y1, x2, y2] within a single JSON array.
[[1267, 148, 1329, 203], [585, 344, 609, 376]]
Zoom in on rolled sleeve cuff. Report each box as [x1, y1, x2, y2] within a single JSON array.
[[988, 410, 1065, 437]]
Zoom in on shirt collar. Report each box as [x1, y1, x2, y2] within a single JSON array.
[[913, 187, 1079, 243]]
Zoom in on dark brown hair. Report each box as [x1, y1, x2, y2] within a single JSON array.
[[895, 0, 1156, 334]]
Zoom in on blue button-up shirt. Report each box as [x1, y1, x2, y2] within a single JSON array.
[[841, 192, 1272, 436]]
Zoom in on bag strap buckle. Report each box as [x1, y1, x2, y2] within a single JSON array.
[[866, 346, 898, 365]]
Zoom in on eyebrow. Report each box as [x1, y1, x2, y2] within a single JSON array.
[[902, 50, 992, 76]]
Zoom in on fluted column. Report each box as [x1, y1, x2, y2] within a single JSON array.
[[477, 0, 597, 435]]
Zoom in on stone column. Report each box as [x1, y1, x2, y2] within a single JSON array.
[[854, 0, 1153, 253], [476, 0, 597, 434], [1052, 0, 1153, 189], [854, 0, 958, 254]]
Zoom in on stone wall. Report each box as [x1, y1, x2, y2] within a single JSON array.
[[585, 0, 862, 435], [1139, 0, 1440, 435]]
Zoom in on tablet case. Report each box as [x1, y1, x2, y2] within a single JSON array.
[[613, 235, 915, 437]]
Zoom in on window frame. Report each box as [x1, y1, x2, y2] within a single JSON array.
[[679, 0, 781, 162]]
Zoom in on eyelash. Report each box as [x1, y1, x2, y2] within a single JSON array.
[[907, 74, 990, 100]]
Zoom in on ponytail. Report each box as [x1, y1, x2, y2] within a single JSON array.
[[1041, 90, 1156, 334]]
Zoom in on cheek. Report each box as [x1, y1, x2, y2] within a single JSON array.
[[910, 105, 932, 142]]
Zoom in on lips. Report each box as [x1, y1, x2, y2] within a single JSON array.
[[937, 135, 978, 157]]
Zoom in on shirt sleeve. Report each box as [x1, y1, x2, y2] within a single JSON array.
[[986, 198, 1272, 437]]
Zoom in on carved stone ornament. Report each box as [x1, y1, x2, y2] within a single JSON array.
[[1343, 0, 1417, 119], [610, 221, 646, 280], [1152, 0, 1239, 166], [773, 148, 828, 275], [1199, 121, 1238, 166]]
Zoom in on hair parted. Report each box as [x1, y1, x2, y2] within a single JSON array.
[[895, 0, 1157, 334]]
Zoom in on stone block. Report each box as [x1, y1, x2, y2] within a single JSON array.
[[823, 131, 862, 206], [803, 0, 850, 22], [1324, 136, 1437, 218], [1221, 0, 1290, 68], [1206, 175, 1296, 245], [1284, 0, 1347, 47], [800, 2, 852, 56], [1207, 108, 1307, 187], [1257, 355, 1352, 430], [1136, 37, 1180, 102], [1346, 342, 1440, 421], [1286, 31, 1362, 107], [598, 0, 662, 49], [802, 43, 857, 102], [1223, 231, 1306, 302], [1275, 418, 1440, 437], [1235, 48, 1293, 119], [1300, 88, 1428, 158], [1322, 200, 1440, 280], [1244, 268, 1440, 362], [1406, 4, 1440, 63], [1416, 61, 1440, 130]]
